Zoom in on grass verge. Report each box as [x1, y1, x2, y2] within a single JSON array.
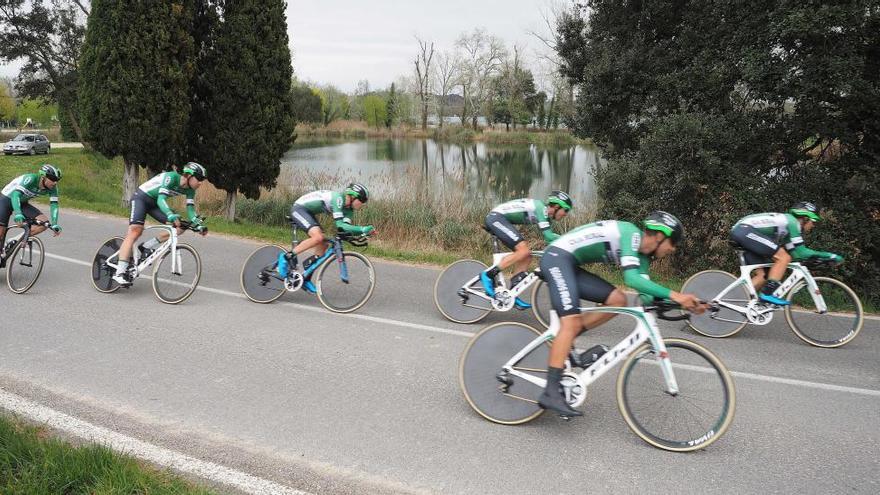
[[0, 413, 215, 494]]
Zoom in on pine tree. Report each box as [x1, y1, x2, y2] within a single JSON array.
[[187, 0, 294, 220], [79, 0, 195, 206], [385, 83, 398, 129]]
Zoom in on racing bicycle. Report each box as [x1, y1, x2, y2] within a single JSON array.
[[459, 301, 736, 452], [91, 220, 205, 304], [1, 218, 55, 294], [240, 218, 375, 313], [681, 252, 863, 348]]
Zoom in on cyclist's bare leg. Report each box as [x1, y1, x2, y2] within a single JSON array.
[[548, 314, 584, 368], [496, 241, 531, 274], [579, 288, 627, 331], [293, 226, 326, 258], [0, 225, 6, 247], [118, 224, 145, 262], [753, 248, 790, 291]]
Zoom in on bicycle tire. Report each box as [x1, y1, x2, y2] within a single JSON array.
[[617, 338, 736, 452], [6, 236, 44, 294], [91, 236, 125, 294], [434, 259, 492, 324], [681, 270, 749, 338], [152, 243, 201, 304], [459, 322, 548, 425], [784, 277, 864, 348], [240, 245, 287, 304], [315, 251, 375, 313]]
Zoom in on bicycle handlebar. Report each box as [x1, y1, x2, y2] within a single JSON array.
[[645, 299, 693, 321]]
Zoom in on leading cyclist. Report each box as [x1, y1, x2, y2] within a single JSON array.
[[0, 164, 63, 266]]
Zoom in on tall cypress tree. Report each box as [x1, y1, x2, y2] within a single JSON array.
[[188, 0, 295, 220], [78, 0, 195, 206]]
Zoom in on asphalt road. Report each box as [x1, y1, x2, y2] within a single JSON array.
[[1, 210, 878, 494]]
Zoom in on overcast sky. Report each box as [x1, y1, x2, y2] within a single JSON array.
[[0, 0, 561, 92]]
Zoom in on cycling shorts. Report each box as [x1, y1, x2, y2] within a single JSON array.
[[729, 224, 779, 265], [290, 204, 321, 232], [539, 246, 616, 317], [129, 189, 169, 225], [485, 212, 524, 250], [0, 194, 42, 227]]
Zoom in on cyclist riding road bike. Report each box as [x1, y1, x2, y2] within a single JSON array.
[[0, 164, 63, 266]]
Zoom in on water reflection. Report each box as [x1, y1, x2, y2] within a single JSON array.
[[281, 138, 602, 210]]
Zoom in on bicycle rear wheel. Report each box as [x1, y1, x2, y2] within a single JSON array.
[[459, 322, 547, 425], [240, 245, 287, 304], [617, 338, 735, 452], [785, 277, 863, 348], [315, 252, 375, 313], [681, 270, 749, 338], [152, 243, 201, 304], [91, 236, 125, 293], [6, 236, 44, 294], [434, 259, 492, 323]]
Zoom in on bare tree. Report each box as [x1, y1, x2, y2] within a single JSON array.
[[413, 37, 434, 131], [456, 28, 506, 129], [432, 50, 460, 128]]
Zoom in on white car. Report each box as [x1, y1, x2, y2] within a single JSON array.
[[3, 133, 51, 155]]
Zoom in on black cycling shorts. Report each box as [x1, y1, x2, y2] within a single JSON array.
[[129, 189, 169, 225], [485, 212, 524, 250], [539, 246, 616, 317], [729, 224, 779, 265], [290, 204, 321, 232], [0, 194, 42, 227]]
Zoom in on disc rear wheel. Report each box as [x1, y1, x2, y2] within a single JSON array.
[[91, 237, 125, 293], [240, 245, 287, 304], [434, 259, 492, 323], [681, 270, 749, 338]]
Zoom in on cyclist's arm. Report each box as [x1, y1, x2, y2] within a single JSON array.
[[9, 190, 24, 218], [48, 186, 59, 224], [156, 193, 178, 220], [185, 188, 198, 222], [784, 215, 838, 261], [334, 214, 372, 235], [534, 201, 559, 243], [623, 258, 672, 303], [331, 193, 372, 235]]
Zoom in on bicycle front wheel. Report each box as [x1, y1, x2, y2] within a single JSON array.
[[152, 243, 201, 304], [315, 252, 375, 313], [240, 245, 287, 304], [459, 322, 547, 425], [434, 259, 492, 323], [91, 236, 125, 293], [617, 338, 735, 452], [681, 270, 749, 338], [6, 236, 45, 294], [785, 277, 863, 348]]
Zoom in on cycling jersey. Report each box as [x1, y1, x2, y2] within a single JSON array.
[[138, 171, 197, 222], [490, 198, 559, 243], [1, 173, 59, 224], [293, 190, 372, 235], [732, 213, 836, 261], [547, 220, 672, 300]]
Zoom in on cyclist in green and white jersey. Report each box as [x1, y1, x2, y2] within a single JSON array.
[[480, 191, 572, 307], [286, 183, 374, 292], [113, 162, 208, 285], [730, 201, 842, 306], [0, 164, 63, 266], [537, 211, 704, 416]]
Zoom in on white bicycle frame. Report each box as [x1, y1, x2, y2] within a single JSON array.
[[501, 307, 678, 408], [103, 225, 184, 280], [459, 234, 544, 311], [710, 262, 826, 325]]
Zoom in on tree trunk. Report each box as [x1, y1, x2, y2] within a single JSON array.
[[223, 190, 237, 222], [461, 86, 469, 128], [421, 101, 428, 131], [121, 159, 139, 207]]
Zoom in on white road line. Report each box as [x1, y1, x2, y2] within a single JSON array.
[[0, 388, 310, 495], [46, 252, 880, 396]]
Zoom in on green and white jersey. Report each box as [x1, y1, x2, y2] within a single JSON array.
[[734, 213, 803, 249], [294, 190, 372, 235], [2, 173, 59, 223], [138, 171, 197, 221], [733, 212, 836, 261], [549, 220, 672, 300], [491, 198, 559, 243]]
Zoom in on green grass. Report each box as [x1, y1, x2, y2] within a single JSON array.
[[0, 414, 215, 494]]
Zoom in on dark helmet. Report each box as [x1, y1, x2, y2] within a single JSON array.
[[345, 182, 369, 202], [39, 164, 62, 181], [644, 211, 684, 245], [789, 201, 820, 222], [547, 190, 573, 211], [182, 162, 207, 181]]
